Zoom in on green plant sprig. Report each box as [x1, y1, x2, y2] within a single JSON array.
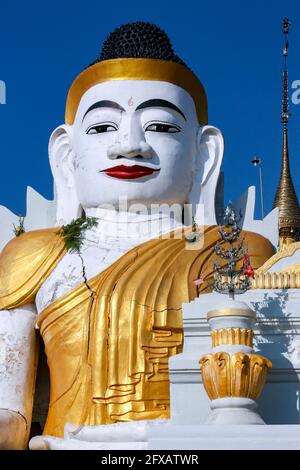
[[13, 217, 25, 237], [58, 216, 98, 254]]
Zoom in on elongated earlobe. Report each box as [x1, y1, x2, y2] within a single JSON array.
[[188, 125, 224, 226], [49, 125, 82, 225]]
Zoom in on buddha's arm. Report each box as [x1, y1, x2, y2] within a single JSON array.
[[0, 304, 39, 450]]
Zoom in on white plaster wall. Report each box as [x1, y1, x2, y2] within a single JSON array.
[[232, 186, 279, 249], [0, 187, 56, 251]]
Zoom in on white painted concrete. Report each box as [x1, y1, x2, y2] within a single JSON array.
[[148, 423, 300, 450]]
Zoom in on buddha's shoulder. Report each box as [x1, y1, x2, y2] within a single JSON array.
[[201, 225, 275, 256], [0, 228, 66, 309], [0, 227, 64, 269], [241, 229, 275, 257], [0, 227, 65, 310]]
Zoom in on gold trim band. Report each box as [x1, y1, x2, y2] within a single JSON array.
[[65, 58, 208, 125], [252, 271, 300, 289], [211, 328, 253, 347], [207, 308, 256, 320]]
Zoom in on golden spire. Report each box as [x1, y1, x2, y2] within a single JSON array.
[[272, 18, 300, 251]]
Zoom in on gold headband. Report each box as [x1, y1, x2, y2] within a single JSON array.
[[65, 58, 208, 125]]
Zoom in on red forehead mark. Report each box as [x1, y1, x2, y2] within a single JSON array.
[[128, 97, 134, 107]]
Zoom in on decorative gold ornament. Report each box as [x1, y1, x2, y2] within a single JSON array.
[[251, 271, 300, 289], [249, 242, 300, 289], [256, 241, 300, 273], [65, 58, 208, 125], [200, 352, 272, 400], [211, 328, 253, 347]]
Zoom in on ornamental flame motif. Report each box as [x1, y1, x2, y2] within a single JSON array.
[[200, 352, 272, 401]]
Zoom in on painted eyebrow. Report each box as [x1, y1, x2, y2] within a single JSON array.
[[82, 100, 125, 121], [135, 99, 186, 120]]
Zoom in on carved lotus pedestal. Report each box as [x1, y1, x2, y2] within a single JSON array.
[[200, 300, 272, 425]]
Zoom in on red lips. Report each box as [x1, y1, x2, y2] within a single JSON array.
[[101, 165, 159, 180]]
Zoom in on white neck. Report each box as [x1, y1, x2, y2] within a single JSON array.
[[84, 207, 184, 241]]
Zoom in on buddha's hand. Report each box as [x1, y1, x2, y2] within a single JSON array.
[[29, 420, 168, 450], [0, 409, 27, 450], [64, 419, 168, 443]]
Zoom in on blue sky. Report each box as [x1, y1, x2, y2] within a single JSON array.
[[0, 0, 300, 218]]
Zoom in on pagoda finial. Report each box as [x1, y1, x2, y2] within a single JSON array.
[[273, 18, 300, 251], [281, 18, 290, 124]]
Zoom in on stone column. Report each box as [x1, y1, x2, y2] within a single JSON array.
[[200, 299, 272, 425]]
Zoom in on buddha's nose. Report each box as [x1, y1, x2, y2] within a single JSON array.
[[107, 141, 153, 159], [107, 119, 153, 159]]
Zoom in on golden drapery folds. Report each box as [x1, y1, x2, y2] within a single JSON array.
[[0, 226, 274, 437], [0, 228, 66, 309]]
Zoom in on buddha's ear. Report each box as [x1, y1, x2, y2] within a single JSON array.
[[49, 125, 82, 226], [188, 125, 224, 226]]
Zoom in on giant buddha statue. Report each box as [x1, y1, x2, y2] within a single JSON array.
[[0, 22, 274, 450]]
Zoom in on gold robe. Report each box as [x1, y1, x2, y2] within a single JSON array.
[[0, 226, 274, 437]]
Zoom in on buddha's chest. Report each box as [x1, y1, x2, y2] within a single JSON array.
[[35, 234, 144, 314]]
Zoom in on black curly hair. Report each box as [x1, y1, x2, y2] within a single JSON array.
[[88, 22, 187, 68]]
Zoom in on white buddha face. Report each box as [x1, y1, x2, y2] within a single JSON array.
[[50, 78, 223, 225], [69, 80, 200, 210]]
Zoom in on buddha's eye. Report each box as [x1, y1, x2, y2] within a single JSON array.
[[145, 122, 181, 133], [86, 123, 118, 134]]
